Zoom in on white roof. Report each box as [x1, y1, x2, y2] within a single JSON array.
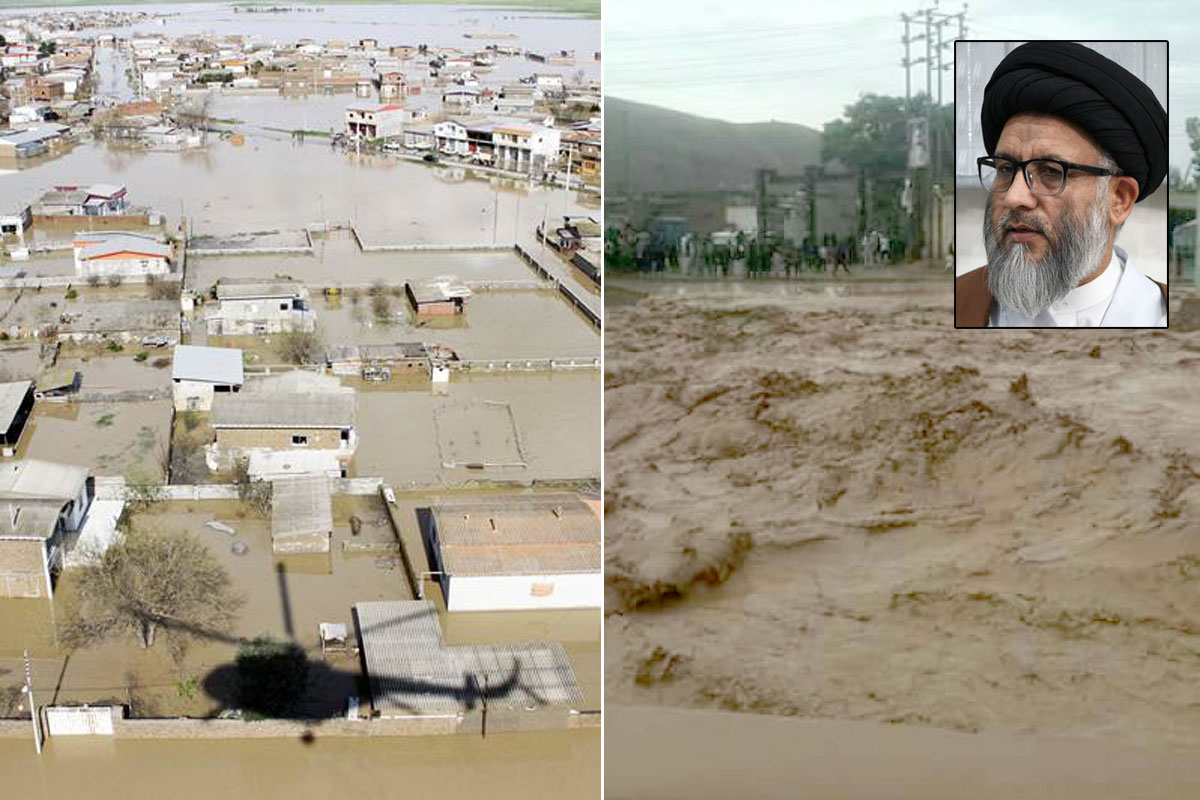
[[0, 460, 88, 502], [0, 380, 32, 430], [172, 345, 244, 385]]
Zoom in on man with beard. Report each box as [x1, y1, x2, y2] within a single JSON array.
[[956, 41, 1167, 327]]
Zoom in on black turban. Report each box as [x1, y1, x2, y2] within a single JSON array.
[[981, 41, 1166, 202]]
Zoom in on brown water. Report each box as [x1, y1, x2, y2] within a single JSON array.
[[606, 276, 1200, 755], [187, 243, 538, 289], [0, 729, 600, 800], [353, 371, 599, 484]]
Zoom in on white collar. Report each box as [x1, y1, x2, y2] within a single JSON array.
[[1047, 249, 1120, 316]]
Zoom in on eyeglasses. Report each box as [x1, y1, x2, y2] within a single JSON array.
[[977, 156, 1119, 197]]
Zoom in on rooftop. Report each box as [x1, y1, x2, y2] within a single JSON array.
[[431, 494, 601, 577], [242, 370, 350, 396], [270, 474, 332, 539], [354, 600, 584, 716], [212, 393, 355, 429], [0, 460, 88, 503], [171, 345, 244, 386], [0, 380, 32, 431], [215, 278, 305, 301], [74, 232, 171, 261]]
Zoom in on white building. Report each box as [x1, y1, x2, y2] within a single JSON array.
[[423, 495, 601, 612], [433, 120, 469, 156], [0, 460, 92, 599], [491, 120, 561, 175], [171, 345, 244, 412], [206, 279, 315, 336], [73, 231, 172, 279], [344, 102, 404, 140]]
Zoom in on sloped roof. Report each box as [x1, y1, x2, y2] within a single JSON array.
[[212, 393, 355, 429], [75, 232, 170, 261], [0, 381, 32, 431], [171, 345, 244, 385], [355, 600, 583, 715]]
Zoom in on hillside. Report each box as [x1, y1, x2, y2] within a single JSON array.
[[604, 96, 824, 195]]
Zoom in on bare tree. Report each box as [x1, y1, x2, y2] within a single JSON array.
[[62, 528, 244, 652], [276, 327, 324, 365]]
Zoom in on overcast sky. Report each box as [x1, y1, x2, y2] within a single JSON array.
[[604, 0, 1198, 173]]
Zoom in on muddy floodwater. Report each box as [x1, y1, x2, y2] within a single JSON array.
[[606, 273, 1200, 757], [354, 371, 599, 484], [0, 730, 600, 800]]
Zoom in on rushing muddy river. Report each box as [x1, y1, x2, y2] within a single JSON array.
[[606, 274, 1200, 756]]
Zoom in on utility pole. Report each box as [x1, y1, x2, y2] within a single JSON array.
[[23, 649, 42, 755], [900, 3, 969, 263]]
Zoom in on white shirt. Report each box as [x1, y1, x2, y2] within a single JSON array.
[[990, 247, 1166, 327]]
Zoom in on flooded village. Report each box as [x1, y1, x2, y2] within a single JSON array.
[[0, 3, 600, 796]]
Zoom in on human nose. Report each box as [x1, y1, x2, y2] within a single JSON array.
[[1002, 165, 1039, 210]]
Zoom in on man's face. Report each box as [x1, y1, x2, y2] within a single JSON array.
[[982, 113, 1115, 318]]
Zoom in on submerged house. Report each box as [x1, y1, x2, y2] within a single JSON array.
[[270, 474, 333, 554], [405, 279, 470, 316], [0, 381, 34, 457], [208, 383, 356, 475], [171, 345, 244, 412], [72, 231, 173, 279], [344, 102, 404, 140], [0, 460, 92, 599], [207, 279, 315, 336], [421, 494, 602, 612]]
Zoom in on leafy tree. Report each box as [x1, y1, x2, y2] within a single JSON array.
[[235, 636, 309, 717], [63, 528, 244, 657], [821, 93, 952, 245], [38, 41, 56, 58]]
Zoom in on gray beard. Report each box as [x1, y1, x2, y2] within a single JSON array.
[[982, 192, 1111, 319]]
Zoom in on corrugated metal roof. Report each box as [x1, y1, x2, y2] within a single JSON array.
[[211, 393, 355, 428], [432, 495, 601, 577], [76, 232, 170, 261], [171, 345, 244, 385], [355, 600, 583, 716], [270, 474, 332, 538], [0, 381, 32, 430]]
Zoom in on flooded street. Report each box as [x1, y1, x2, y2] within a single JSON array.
[[0, 3, 599, 792], [0, 730, 600, 800]]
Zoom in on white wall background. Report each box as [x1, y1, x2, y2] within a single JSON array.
[[955, 41, 1168, 281]]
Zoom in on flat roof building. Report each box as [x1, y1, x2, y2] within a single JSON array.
[[423, 494, 601, 612]]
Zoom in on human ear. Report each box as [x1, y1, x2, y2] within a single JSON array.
[[1109, 175, 1139, 226]]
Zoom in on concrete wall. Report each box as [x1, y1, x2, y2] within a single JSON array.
[[0, 538, 48, 598], [173, 380, 215, 412], [77, 254, 171, 279], [0, 707, 599, 739], [447, 572, 602, 612]]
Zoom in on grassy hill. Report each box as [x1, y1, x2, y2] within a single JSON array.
[[605, 96, 823, 195]]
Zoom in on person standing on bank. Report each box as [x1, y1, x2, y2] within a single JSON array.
[[956, 41, 1167, 327]]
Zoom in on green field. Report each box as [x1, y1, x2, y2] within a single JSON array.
[[5, 0, 599, 15]]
